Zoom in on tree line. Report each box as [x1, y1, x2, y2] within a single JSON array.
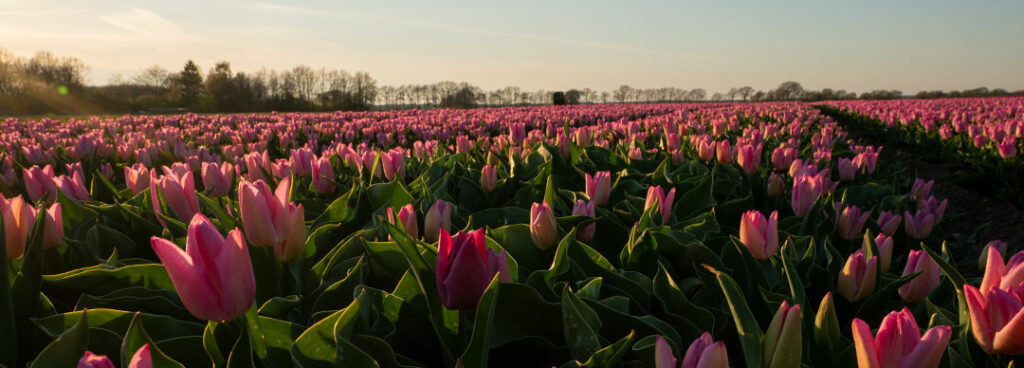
[[1, 49, 1022, 116]]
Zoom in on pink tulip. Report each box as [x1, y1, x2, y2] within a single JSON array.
[[289, 148, 314, 176], [387, 204, 419, 240], [41, 202, 63, 250], [979, 245, 1024, 295], [238, 177, 306, 262], [876, 211, 901, 236], [1, 195, 35, 260], [78, 351, 116, 368], [917, 196, 947, 224], [572, 199, 596, 242], [836, 205, 871, 240], [56, 169, 89, 201], [763, 301, 802, 368], [771, 147, 797, 171], [851, 308, 951, 368], [645, 186, 676, 225], [151, 169, 201, 222], [424, 199, 453, 243], [736, 143, 761, 175], [838, 158, 857, 181], [996, 138, 1017, 159], [585, 171, 611, 206], [557, 133, 571, 157], [739, 210, 779, 260], [201, 162, 234, 197], [655, 333, 729, 368], [127, 344, 153, 368], [243, 151, 271, 182], [301, 157, 330, 195], [909, 179, 933, 202], [766, 173, 785, 198], [903, 209, 935, 240], [23, 164, 56, 202], [150, 214, 255, 322], [436, 228, 510, 310], [715, 140, 733, 163], [381, 149, 406, 181], [838, 250, 878, 302], [124, 164, 152, 195], [698, 140, 715, 161], [964, 283, 1024, 355], [868, 233, 894, 272], [530, 201, 558, 250], [791, 174, 823, 217], [480, 165, 497, 193], [898, 250, 940, 303]]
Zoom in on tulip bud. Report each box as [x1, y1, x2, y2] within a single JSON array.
[[1, 195, 36, 260], [835, 205, 870, 240], [791, 174, 822, 217], [763, 301, 801, 368], [150, 214, 255, 322], [736, 143, 762, 175], [23, 164, 57, 202], [78, 351, 116, 368], [866, 233, 894, 272], [238, 178, 306, 262], [766, 173, 785, 198], [127, 344, 153, 368], [964, 283, 1024, 355], [480, 165, 497, 193], [716, 140, 733, 163], [557, 133, 571, 157], [838, 250, 878, 302], [814, 292, 840, 349], [910, 178, 933, 202], [201, 162, 234, 197], [977, 240, 1008, 273], [876, 211, 901, 236], [903, 209, 935, 240], [898, 250, 941, 303], [530, 201, 558, 250], [698, 140, 715, 162], [585, 171, 611, 206], [125, 164, 153, 195], [851, 308, 951, 368], [739, 210, 779, 260], [424, 199, 453, 243], [436, 229, 511, 310], [388, 204, 419, 240], [837, 158, 857, 181], [151, 169, 201, 222], [644, 186, 676, 225], [41, 202, 63, 250], [572, 199, 596, 242]]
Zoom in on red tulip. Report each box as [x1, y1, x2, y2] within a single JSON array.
[[851, 308, 951, 368], [150, 214, 255, 322], [436, 228, 510, 310]]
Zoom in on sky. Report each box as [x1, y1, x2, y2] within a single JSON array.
[[1, 0, 1022, 94]]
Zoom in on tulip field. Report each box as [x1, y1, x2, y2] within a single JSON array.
[[1, 99, 1023, 368]]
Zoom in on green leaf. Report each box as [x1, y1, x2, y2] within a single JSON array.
[[33, 309, 204, 342], [541, 228, 577, 283], [43, 264, 175, 295], [578, 330, 634, 368], [29, 308, 89, 368], [226, 325, 255, 368], [460, 275, 501, 368], [709, 266, 763, 368], [780, 240, 807, 308], [562, 286, 602, 361], [121, 312, 186, 368]]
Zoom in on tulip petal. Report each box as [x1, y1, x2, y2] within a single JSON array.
[[852, 319, 881, 368], [654, 335, 677, 368], [899, 326, 950, 368]]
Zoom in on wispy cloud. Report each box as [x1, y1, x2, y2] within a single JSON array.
[[100, 8, 198, 42], [246, 2, 713, 61]]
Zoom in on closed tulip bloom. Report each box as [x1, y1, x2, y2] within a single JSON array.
[[41, 202, 63, 250], [572, 199, 596, 242], [771, 147, 797, 171], [917, 196, 947, 224], [78, 351, 116, 368], [964, 283, 1024, 355], [716, 140, 733, 163], [530, 201, 558, 250], [903, 209, 935, 240], [876, 211, 901, 236], [867, 233, 894, 272], [839, 250, 878, 302], [979, 245, 1024, 295], [978, 240, 1008, 272], [127, 344, 153, 368], [698, 140, 715, 161], [736, 143, 762, 175], [851, 308, 951, 368], [898, 250, 941, 303], [23, 164, 56, 202], [289, 148, 314, 176], [766, 173, 785, 198], [645, 186, 676, 225], [838, 158, 857, 181], [436, 228, 511, 310], [1, 195, 35, 260], [996, 138, 1017, 159], [125, 164, 152, 195], [310, 155, 336, 194], [201, 162, 234, 197], [654, 333, 729, 368], [739, 210, 779, 260], [557, 133, 571, 157], [238, 178, 306, 262], [387, 204, 419, 240], [151, 169, 201, 222], [585, 171, 611, 206], [814, 292, 840, 349], [836, 205, 871, 240], [909, 179, 933, 202], [480, 165, 497, 193], [56, 169, 89, 201], [763, 301, 801, 368], [791, 174, 822, 217], [150, 214, 255, 322], [381, 150, 406, 181], [424, 199, 453, 243]]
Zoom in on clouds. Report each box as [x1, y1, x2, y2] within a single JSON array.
[[100, 8, 198, 43]]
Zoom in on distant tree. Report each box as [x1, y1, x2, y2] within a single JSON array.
[[176, 60, 204, 108], [711, 92, 724, 101], [774, 81, 805, 100], [737, 86, 754, 101], [565, 89, 582, 104], [440, 86, 477, 108], [133, 65, 170, 89], [687, 88, 706, 101]]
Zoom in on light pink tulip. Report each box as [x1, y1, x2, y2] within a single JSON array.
[[530, 201, 558, 250], [839, 250, 878, 302], [979, 245, 1024, 295], [311, 155, 336, 194], [739, 210, 779, 260], [868, 233, 894, 272], [387, 204, 419, 240], [480, 165, 497, 193], [151, 169, 201, 222], [791, 174, 823, 217], [23, 164, 56, 202], [876, 211, 901, 236], [964, 283, 1024, 355], [127, 344, 153, 368], [836, 205, 871, 240], [838, 158, 857, 180], [1, 195, 35, 260], [903, 209, 935, 240], [736, 143, 761, 175], [125, 164, 152, 195], [201, 162, 234, 197], [585, 171, 611, 206], [424, 199, 453, 243], [238, 177, 306, 262], [898, 250, 940, 303], [851, 308, 951, 368]]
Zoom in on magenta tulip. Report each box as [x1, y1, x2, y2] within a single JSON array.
[[78, 351, 116, 368], [851, 308, 951, 368], [436, 228, 510, 310], [585, 171, 611, 206], [898, 250, 940, 303], [645, 186, 676, 225], [739, 210, 779, 260], [150, 214, 255, 322]]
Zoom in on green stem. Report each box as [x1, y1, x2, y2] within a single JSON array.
[[265, 247, 280, 297]]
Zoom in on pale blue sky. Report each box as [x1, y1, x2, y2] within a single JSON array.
[[2, 0, 1022, 93]]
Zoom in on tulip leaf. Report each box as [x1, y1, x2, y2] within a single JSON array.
[[121, 312, 186, 368], [0, 217, 16, 368], [460, 274, 501, 368], [577, 330, 634, 368], [33, 308, 204, 342], [28, 308, 89, 368], [780, 240, 807, 308], [312, 185, 360, 225], [674, 174, 715, 220], [226, 325, 255, 368], [709, 265, 763, 368], [488, 224, 545, 272], [920, 242, 971, 339], [203, 321, 231, 368], [42, 263, 175, 295], [197, 193, 236, 232], [367, 180, 413, 211], [562, 285, 603, 361]]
